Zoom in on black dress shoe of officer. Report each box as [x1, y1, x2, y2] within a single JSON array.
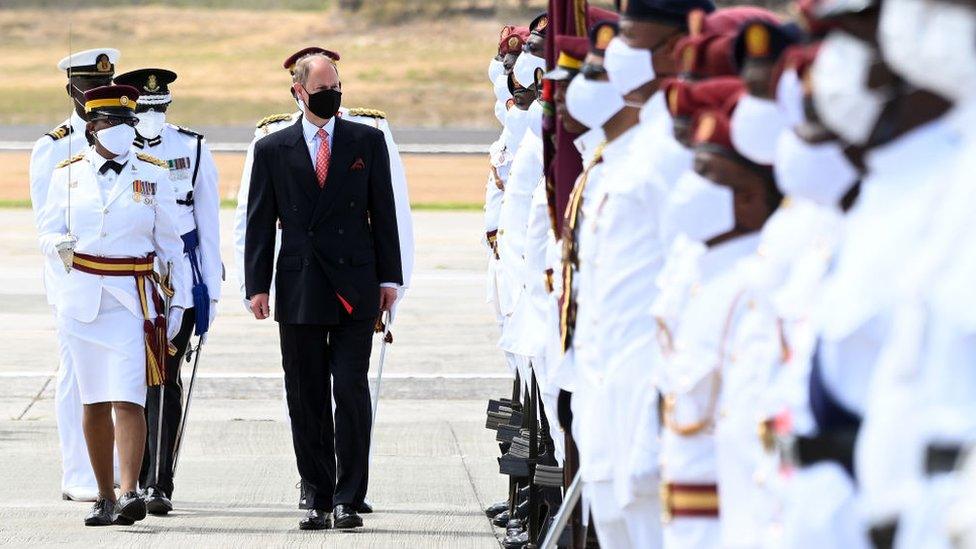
[[115, 491, 147, 523], [333, 504, 364, 529], [144, 486, 173, 516], [299, 509, 332, 530], [503, 529, 530, 548], [485, 500, 508, 518], [357, 499, 374, 514], [84, 498, 115, 526], [492, 510, 511, 527]]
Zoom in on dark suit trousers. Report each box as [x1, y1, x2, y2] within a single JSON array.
[[279, 316, 374, 511]]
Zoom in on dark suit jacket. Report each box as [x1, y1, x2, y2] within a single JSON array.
[[245, 116, 402, 325]]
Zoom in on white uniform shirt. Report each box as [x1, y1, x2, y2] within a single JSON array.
[[136, 123, 222, 303], [37, 147, 190, 322], [30, 111, 89, 305]]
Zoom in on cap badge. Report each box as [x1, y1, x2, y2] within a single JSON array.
[[596, 25, 615, 50], [96, 54, 111, 73], [508, 36, 520, 50], [120, 95, 130, 106], [537, 16, 549, 31], [682, 44, 696, 72], [688, 10, 705, 37], [695, 113, 717, 143], [668, 86, 680, 116], [145, 74, 160, 92], [746, 24, 771, 58]]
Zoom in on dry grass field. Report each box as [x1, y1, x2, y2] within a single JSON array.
[[0, 150, 488, 207], [0, 5, 510, 128]]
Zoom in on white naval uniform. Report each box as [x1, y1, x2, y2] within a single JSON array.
[[496, 129, 543, 369], [812, 119, 958, 541], [654, 233, 761, 549], [37, 148, 190, 405], [234, 108, 415, 310], [572, 128, 641, 549], [29, 111, 95, 493], [135, 123, 221, 322], [485, 128, 508, 323], [853, 105, 975, 549], [722, 196, 845, 549], [597, 92, 691, 549]]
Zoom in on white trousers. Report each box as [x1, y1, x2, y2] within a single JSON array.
[[54, 316, 97, 492], [585, 480, 631, 548]]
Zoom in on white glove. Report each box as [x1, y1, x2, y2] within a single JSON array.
[[209, 299, 218, 330], [167, 307, 184, 341]]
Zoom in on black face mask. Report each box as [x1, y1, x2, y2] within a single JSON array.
[[302, 86, 342, 119]]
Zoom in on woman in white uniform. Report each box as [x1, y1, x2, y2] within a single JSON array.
[[37, 84, 189, 526]]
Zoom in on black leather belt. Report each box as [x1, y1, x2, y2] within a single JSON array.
[[925, 443, 962, 475]]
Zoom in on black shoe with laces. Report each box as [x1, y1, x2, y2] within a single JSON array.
[[115, 490, 147, 524], [85, 498, 115, 526]]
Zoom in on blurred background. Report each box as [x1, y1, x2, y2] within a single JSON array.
[[0, 0, 777, 207]]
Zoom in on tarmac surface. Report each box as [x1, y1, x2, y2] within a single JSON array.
[[0, 209, 511, 548]]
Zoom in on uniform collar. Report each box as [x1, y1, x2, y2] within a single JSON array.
[[87, 145, 130, 173], [70, 111, 87, 135], [301, 113, 336, 142], [864, 117, 958, 179], [133, 133, 163, 149], [699, 233, 761, 283], [601, 122, 639, 163], [573, 128, 606, 164]]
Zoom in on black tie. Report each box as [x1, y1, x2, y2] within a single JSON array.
[[99, 160, 125, 175]]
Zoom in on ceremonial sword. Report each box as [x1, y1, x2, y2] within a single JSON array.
[[154, 261, 173, 487], [540, 471, 582, 549], [368, 308, 394, 468], [170, 332, 205, 477]]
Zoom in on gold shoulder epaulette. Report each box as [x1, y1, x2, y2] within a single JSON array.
[[136, 152, 168, 169], [46, 124, 73, 141], [256, 113, 295, 128], [55, 153, 85, 169], [347, 107, 386, 119]]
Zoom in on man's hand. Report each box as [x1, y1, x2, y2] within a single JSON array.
[[379, 287, 398, 312], [250, 293, 271, 320]]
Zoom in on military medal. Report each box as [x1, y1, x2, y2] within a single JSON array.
[[133, 179, 144, 202]]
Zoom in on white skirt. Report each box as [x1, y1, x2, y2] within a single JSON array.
[[58, 290, 147, 406]]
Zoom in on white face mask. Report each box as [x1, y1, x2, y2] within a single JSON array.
[[812, 31, 888, 145], [494, 73, 512, 103], [730, 94, 785, 165], [774, 129, 859, 206], [495, 100, 509, 126], [527, 100, 544, 138], [604, 37, 656, 97], [95, 123, 136, 157], [566, 74, 625, 130], [775, 68, 805, 129], [513, 52, 546, 89], [135, 110, 166, 140], [504, 107, 531, 150], [662, 170, 736, 243], [906, 2, 976, 102], [489, 58, 506, 84], [878, 0, 928, 88]]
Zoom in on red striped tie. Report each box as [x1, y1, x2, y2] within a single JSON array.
[[315, 128, 330, 188]]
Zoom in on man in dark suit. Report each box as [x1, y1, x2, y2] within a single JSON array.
[[245, 53, 401, 531]]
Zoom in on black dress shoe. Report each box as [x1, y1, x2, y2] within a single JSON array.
[[492, 510, 511, 528], [115, 491, 147, 524], [333, 504, 364, 529], [84, 498, 114, 526], [503, 529, 530, 548], [143, 486, 173, 516], [299, 508, 331, 530], [485, 500, 508, 518], [357, 500, 374, 514]]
